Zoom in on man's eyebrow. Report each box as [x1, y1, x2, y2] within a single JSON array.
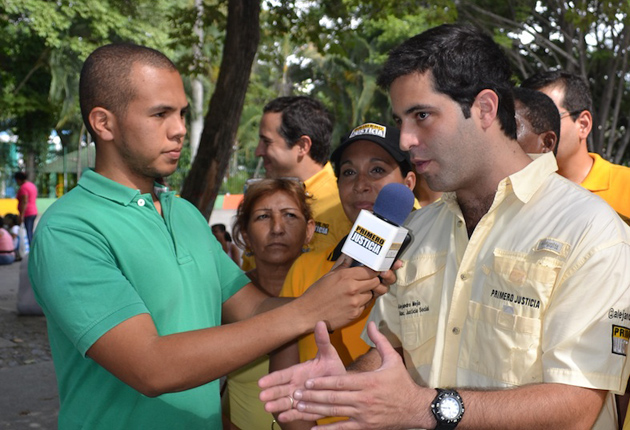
[[151, 104, 189, 112], [403, 104, 433, 116]]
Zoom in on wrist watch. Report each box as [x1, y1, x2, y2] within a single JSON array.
[[430, 388, 465, 429]]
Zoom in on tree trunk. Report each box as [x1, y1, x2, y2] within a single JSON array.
[[190, 78, 204, 159], [189, 0, 205, 160], [180, 0, 261, 219]]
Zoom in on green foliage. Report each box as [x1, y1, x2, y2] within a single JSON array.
[[6, 0, 630, 198], [220, 169, 250, 195], [0, 0, 178, 180]]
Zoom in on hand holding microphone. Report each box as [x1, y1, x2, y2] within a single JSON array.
[[342, 183, 415, 271]]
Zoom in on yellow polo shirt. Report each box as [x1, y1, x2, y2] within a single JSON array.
[[241, 162, 351, 270], [365, 153, 630, 430], [581, 153, 630, 218]]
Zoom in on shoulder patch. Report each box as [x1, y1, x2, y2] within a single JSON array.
[[612, 325, 629, 356]]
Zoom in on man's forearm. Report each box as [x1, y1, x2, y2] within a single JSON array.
[[88, 297, 320, 398], [255, 296, 293, 316], [408, 383, 606, 430]]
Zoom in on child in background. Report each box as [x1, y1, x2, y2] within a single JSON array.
[[5, 214, 21, 261]]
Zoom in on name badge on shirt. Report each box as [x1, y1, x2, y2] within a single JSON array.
[[315, 221, 330, 235], [533, 238, 569, 258]]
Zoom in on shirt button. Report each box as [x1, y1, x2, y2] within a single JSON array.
[[460, 273, 468, 281], [138, 199, 146, 207], [457, 220, 463, 227], [452, 327, 461, 335]]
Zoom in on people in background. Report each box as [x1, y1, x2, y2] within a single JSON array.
[[211, 223, 241, 268], [242, 96, 353, 271], [272, 122, 416, 428], [223, 178, 315, 430], [0, 215, 16, 265], [4, 214, 21, 261], [522, 70, 630, 218], [14, 171, 38, 247], [514, 87, 560, 155]]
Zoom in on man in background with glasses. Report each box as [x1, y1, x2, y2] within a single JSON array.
[[522, 71, 630, 219]]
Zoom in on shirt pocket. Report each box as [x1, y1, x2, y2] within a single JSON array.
[[462, 249, 562, 386], [462, 301, 543, 386], [397, 252, 446, 374], [482, 249, 562, 317]]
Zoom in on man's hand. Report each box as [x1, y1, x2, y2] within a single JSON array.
[[331, 254, 401, 300], [289, 321, 429, 430], [259, 321, 347, 423], [297, 257, 398, 332]]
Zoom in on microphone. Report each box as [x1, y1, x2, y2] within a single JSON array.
[[342, 183, 415, 271]]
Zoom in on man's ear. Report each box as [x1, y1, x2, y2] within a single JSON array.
[[296, 135, 313, 157], [474, 89, 499, 131], [540, 131, 558, 154], [88, 107, 117, 142], [575, 110, 592, 141]]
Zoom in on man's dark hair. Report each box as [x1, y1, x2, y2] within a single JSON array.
[[263, 96, 333, 165], [14, 171, 27, 181], [514, 87, 561, 148], [377, 24, 516, 139], [521, 70, 592, 120], [79, 43, 178, 140]]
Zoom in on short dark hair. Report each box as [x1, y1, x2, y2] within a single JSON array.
[[79, 43, 178, 140], [377, 23, 516, 139], [14, 171, 27, 181], [263, 96, 333, 165], [514, 87, 561, 145], [4, 213, 19, 227], [520, 70, 592, 120], [211, 223, 233, 242]]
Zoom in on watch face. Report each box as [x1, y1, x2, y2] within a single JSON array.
[[440, 397, 462, 420]]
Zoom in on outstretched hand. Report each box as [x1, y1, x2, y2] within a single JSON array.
[[290, 321, 428, 430], [259, 321, 347, 423]]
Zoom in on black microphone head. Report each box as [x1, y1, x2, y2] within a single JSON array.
[[373, 183, 415, 226]]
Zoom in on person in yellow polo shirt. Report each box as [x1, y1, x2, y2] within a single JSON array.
[[271, 122, 416, 428], [522, 70, 630, 219], [242, 97, 352, 271]]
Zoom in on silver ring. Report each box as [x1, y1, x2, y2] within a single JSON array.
[[287, 395, 294, 409]]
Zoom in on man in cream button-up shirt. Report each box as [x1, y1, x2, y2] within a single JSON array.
[[259, 24, 630, 430]]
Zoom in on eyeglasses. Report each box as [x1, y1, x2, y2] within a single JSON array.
[[559, 109, 586, 120], [243, 177, 304, 194]]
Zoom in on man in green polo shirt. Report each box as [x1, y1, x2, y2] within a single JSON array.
[[28, 43, 388, 429]]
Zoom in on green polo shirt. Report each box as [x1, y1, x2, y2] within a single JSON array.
[[29, 169, 249, 429]]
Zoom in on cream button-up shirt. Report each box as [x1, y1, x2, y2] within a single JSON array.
[[365, 153, 630, 429]]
